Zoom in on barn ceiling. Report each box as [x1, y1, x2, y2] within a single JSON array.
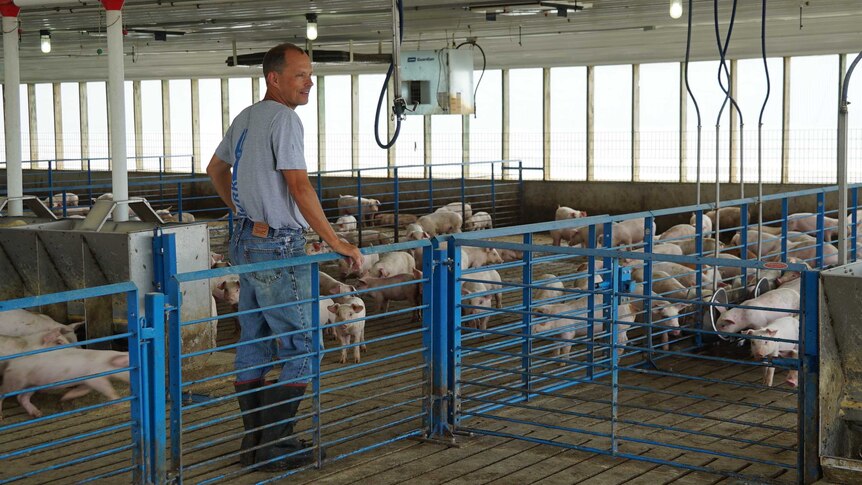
[[1, 0, 861, 82]]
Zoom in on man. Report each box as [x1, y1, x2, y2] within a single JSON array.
[[207, 42, 362, 472]]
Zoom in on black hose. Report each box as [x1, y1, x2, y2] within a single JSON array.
[[684, 0, 703, 203], [713, 0, 742, 125], [375, 0, 404, 149], [757, 0, 771, 127], [457, 40, 486, 118]]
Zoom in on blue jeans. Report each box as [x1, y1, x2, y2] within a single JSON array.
[[229, 218, 314, 384]]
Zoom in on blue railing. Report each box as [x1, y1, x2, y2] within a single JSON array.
[[2, 182, 851, 484]]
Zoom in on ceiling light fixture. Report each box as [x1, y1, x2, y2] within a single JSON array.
[[306, 13, 318, 41], [669, 0, 683, 19], [40, 29, 51, 53]]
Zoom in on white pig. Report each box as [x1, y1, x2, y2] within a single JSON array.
[[461, 247, 503, 269], [715, 287, 800, 334], [0, 349, 130, 419], [0, 329, 69, 357], [436, 202, 473, 221], [498, 249, 523, 262], [534, 274, 565, 302], [45, 192, 79, 208], [405, 223, 430, 240], [464, 212, 493, 231], [417, 211, 462, 236], [329, 298, 367, 364], [689, 212, 713, 235], [356, 270, 423, 320], [211, 275, 240, 306], [658, 224, 697, 242], [334, 215, 357, 232], [742, 316, 799, 387], [0, 310, 84, 343], [786, 212, 843, 241], [374, 213, 418, 227], [550, 206, 588, 246], [555, 206, 587, 220], [338, 252, 379, 278], [337, 195, 380, 222], [319, 272, 355, 299], [367, 251, 415, 278]]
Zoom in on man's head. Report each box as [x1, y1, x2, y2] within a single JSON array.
[[263, 42, 313, 109]]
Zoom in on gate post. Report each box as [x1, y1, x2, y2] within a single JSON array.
[[799, 270, 821, 484], [427, 243, 452, 437], [144, 292, 167, 484]]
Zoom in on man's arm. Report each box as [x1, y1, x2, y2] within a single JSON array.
[[283, 169, 362, 269], [206, 155, 236, 213]]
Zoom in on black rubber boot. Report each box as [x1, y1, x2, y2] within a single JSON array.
[[234, 379, 265, 468], [255, 384, 318, 472]]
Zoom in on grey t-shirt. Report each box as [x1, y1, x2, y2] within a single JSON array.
[[215, 100, 309, 230]]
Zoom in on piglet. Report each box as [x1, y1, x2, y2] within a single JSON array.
[[367, 252, 415, 278], [461, 247, 503, 269], [211, 275, 241, 306], [334, 215, 357, 232], [0, 310, 83, 343], [742, 316, 799, 387], [0, 349, 130, 419], [338, 252, 379, 279], [0, 329, 70, 374], [319, 272, 355, 300], [715, 287, 799, 334], [357, 270, 423, 321], [329, 298, 367, 364], [464, 212, 493, 231]]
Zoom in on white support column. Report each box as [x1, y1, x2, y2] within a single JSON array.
[[542, 67, 551, 181], [53, 83, 64, 168], [781, 57, 791, 184], [316, 76, 326, 171], [351, 74, 359, 170], [586, 66, 595, 181], [28, 84, 38, 168], [191, 79, 202, 173], [133, 80, 143, 170], [423, 115, 431, 178], [679, 63, 688, 183], [105, 3, 129, 221], [631, 64, 640, 182], [221, 78, 230, 135], [462, 114, 470, 178], [501, 69, 510, 162], [837, 53, 849, 265], [161, 79, 172, 171], [2, 11, 23, 215], [251, 76, 260, 103], [79, 82, 90, 164]]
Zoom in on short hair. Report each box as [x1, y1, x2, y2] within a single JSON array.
[[263, 43, 307, 77]]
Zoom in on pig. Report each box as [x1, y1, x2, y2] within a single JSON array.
[[159, 211, 196, 223], [0, 329, 69, 357], [338, 252, 379, 278], [0, 310, 84, 343], [702, 207, 746, 234], [613, 303, 638, 356], [730, 230, 782, 260], [319, 272, 355, 299], [786, 212, 843, 241], [596, 218, 655, 248], [319, 298, 337, 340], [464, 212, 493, 231], [532, 294, 604, 364], [373, 213, 418, 228], [498, 249, 523, 262], [44, 192, 79, 208], [658, 224, 696, 242], [334, 215, 357, 232], [621, 243, 684, 266], [405, 223, 430, 241], [328, 298, 366, 364], [628, 288, 686, 351], [787, 240, 838, 267], [742, 316, 799, 387], [671, 238, 723, 256], [560, 226, 594, 247], [417, 211, 462, 236], [367, 251, 415, 278], [715, 287, 800, 334], [436, 202, 473, 221], [337, 195, 380, 222], [689, 212, 713, 235], [0, 349, 130, 419], [460, 270, 503, 334], [337, 230, 391, 247], [649, 270, 693, 301], [211, 275, 240, 306], [534, 274, 565, 302], [571, 262, 604, 291], [96, 193, 114, 201], [461, 247, 503, 269], [550, 207, 588, 246], [468, 269, 503, 308], [356, 270, 423, 321], [210, 252, 225, 267], [555, 206, 587, 220]]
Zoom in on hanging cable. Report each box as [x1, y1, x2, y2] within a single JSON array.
[[711, 0, 741, 291], [456, 40, 486, 118], [756, 0, 771, 277], [684, 0, 703, 206], [375, 0, 405, 149]]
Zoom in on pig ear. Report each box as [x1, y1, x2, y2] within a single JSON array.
[[413, 268, 422, 279], [43, 329, 64, 345], [741, 329, 754, 335], [351, 303, 364, 312], [327, 304, 339, 313], [218, 281, 227, 290], [67, 321, 86, 330], [765, 328, 778, 336], [358, 278, 367, 284], [348, 285, 356, 292], [461, 288, 470, 296]]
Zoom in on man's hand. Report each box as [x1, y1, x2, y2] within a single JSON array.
[[333, 240, 363, 271]]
